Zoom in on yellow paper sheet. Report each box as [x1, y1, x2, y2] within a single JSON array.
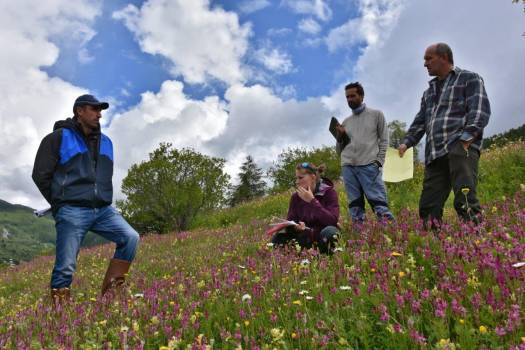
[[382, 147, 413, 183]]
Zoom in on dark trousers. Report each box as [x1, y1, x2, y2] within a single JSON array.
[[419, 140, 482, 227], [271, 226, 339, 254]]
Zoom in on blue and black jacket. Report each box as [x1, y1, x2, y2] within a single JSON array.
[[32, 117, 114, 212]]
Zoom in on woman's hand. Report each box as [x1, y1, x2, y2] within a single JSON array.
[[294, 221, 306, 231], [296, 186, 315, 203]]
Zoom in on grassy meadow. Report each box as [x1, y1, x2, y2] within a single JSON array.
[[0, 141, 524, 349]]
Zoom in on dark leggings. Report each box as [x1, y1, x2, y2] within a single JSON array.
[[271, 226, 339, 254]]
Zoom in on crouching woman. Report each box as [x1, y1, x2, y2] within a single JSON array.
[[271, 162, 340, 254]]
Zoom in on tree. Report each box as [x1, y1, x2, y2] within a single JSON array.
[[387, 120, 407, 148], [388, 119, 420, 160], [117, 143, 230, 234], [483, 123, 525, 148], [268, 146, 340, 193], [229, 156, 266, 206]]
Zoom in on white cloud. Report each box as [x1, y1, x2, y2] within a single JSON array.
[[106, 80, 229, 199], [254, 46, 294, 74], [239, 0, 271, 14], [282, 0, 332, 21], [78, 47, 95, 64], [113, 0, 252, 85], [323, 0, 525, 139], [326, 0, 405, 52], [211, 84, 333, 164], [107, 82, 334, 199], [0, 0, 101, 207], [267, 27, 292, 37], [298, 18, 322, 35]]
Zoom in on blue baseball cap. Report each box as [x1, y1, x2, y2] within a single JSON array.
[[73, 94, 109, 113]]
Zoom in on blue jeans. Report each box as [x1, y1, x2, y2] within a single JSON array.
[[342, 164, 394, 223], [51, 205, 140, 289]]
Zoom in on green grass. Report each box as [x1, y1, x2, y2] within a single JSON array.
[[0, 142, 524, 349], [192, 141, 525, 230]]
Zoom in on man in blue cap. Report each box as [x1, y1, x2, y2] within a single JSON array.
[[32, 94, 140, 306]]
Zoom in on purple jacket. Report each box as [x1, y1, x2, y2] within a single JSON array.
[[286, 178, 340, 243]]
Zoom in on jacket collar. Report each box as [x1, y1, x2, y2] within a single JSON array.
[[314, 178, 333, 196], [351, 103, 366, 115], [428, 66, 460, 86]]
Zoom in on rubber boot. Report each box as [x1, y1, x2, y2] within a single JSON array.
[[101, 258, 131, 296]]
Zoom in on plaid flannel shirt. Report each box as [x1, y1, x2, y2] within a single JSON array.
[[403, 67, 491, 164]]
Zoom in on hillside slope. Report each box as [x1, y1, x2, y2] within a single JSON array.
[[0, 200, 56, 265], [0, 200, 109, 265], [0, 142, 524, 349]]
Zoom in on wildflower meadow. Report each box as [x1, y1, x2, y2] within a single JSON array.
[[0, 142, 524, 349]]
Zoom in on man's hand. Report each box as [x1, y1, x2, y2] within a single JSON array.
[[398, 144, 408, 157], [335, 124, 346, 137], [296, 186, 315, 203], [461, 140, 472, 151]]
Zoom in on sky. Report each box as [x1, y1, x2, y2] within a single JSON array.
[[1, 0, 524, 209]]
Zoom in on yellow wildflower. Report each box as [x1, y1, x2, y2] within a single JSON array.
[[479, 325, 488, 334], [459, 319, 465, 325], [244, 320, 250, 326], [407, 254, 416, 268], [398, 271, 406, 278], [270, 328, 285, 340], [436, 338, 456, 350], [391, 252, 402, 257], [467, 271, 480, 289], [292, 300, 302, 306]]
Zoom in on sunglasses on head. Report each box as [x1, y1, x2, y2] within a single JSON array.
[[299, 162, 317, 173]]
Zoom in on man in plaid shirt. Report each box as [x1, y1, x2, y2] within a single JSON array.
[[398, 43, 490, 227]]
